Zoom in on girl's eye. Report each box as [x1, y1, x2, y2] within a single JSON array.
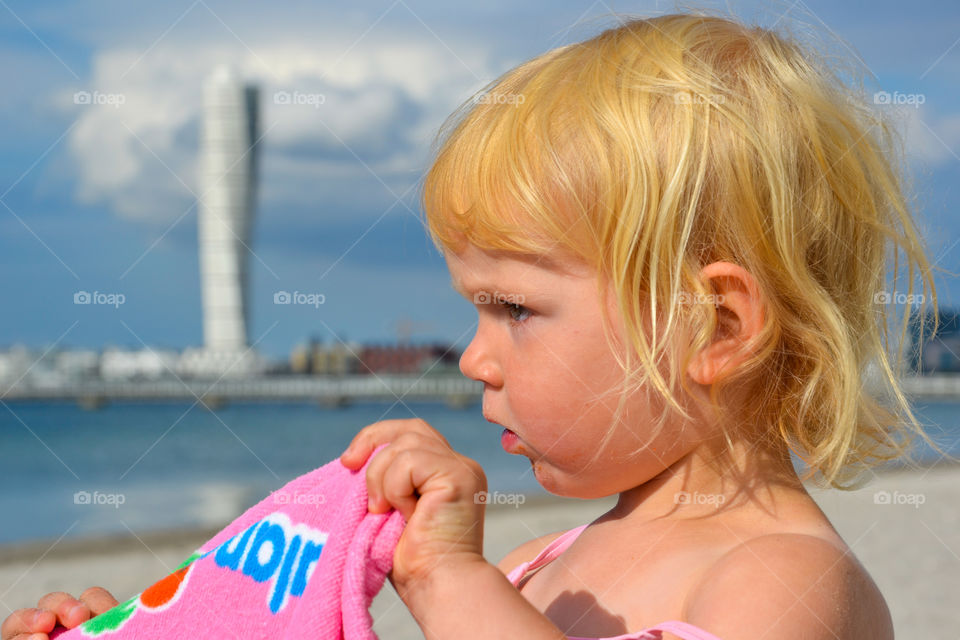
[[504, 302, 531, 324]]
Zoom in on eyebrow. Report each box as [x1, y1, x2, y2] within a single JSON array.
[[449, 278, 507, 298], [447, 252, 573, 297], [449, 279, 542, 309]]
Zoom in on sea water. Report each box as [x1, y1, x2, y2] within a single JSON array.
[[0, 400, 956, 545]]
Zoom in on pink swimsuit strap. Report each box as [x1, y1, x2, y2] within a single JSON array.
[[506, 524, 724, 640]]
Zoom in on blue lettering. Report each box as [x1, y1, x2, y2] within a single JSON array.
[[269, 534, 302, 613], [215, 524, 256, 571], [290, 539, 324, 597], [207, 513, 328, 615], [243, 522, 286, 582]]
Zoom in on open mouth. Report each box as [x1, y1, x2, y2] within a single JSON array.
[[484, 411, 522, 452]]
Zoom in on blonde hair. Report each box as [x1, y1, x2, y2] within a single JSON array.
[[422, 12, 950, 489]]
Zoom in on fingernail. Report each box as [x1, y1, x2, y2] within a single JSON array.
[[69, 603, 87, 620]]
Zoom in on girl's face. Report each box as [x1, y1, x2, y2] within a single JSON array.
[[446, 243, 704, 498]]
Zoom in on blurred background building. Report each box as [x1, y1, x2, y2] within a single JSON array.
[[182, 65, 264, 379], [909, 308, 960, 373]]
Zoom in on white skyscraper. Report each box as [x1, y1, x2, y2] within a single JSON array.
[[181, 66, 262, 378]]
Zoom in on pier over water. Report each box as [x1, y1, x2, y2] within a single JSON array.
[[2, 375, 483, 410], [2, 374, 958, 409]]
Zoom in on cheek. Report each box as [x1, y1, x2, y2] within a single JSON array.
[[505, 333, 627, 432]]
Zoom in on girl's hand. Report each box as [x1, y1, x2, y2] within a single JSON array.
[[1, 588, 119, 640], [339, 418, 488, 599]]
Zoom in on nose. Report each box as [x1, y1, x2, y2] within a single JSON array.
[[459, 325, 503, 388]]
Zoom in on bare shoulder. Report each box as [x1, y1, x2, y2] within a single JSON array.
[[682, 533, 893, 640], [495, 530, 567, 575]]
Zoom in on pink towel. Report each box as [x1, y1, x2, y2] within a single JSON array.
[[51, 445, 405, 639]]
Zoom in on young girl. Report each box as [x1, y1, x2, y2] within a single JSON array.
[[5, 11, 943, 640]]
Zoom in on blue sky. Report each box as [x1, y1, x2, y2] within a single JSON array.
[[1, 0, 958, 359]]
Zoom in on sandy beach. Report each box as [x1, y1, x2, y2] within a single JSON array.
[[1, 463, 957, 639]]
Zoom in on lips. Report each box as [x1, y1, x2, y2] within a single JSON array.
[[484, 410, 522, 452], [501, 428, 520, 452]]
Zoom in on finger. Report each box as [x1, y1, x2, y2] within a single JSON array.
[[379, 449, 429, 521], [363, 440, 401, 513], [363, 433, 453, 512], [341, 420, 412, 467], [34, 593, 88, 629], [379, 448, 486, 522], [78, 588, 119, 616], [340, 419, 447, 468], [1, 608, 55, 640], [340, 424, 390, 469]]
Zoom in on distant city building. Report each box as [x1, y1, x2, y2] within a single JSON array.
[[290, 339, 362, 376], [907, 308, 960, 373], [288, 341, 460, 376], [55, 349, 100, 378], [0, 345, 37, 385], [357, 343, 459, 375], [100, 347, 179, 380], [178, 346, 265, 379], [195, 65, 260, 376]]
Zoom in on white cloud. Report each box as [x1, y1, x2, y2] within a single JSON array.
[[890, 104, 960, 168], [63, 3, 958, 227], [64, 23, 502, 221]]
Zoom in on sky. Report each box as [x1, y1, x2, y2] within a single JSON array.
[[1, 0, 959, 359]]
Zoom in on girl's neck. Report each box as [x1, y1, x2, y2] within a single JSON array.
[[610, 438, 810, 526]]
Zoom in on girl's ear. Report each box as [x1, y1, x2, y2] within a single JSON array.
[[686, 262, 765, 386]]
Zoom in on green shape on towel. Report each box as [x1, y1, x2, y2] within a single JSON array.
[[80, 596, 138, 635], [175, 550, 202, 572], [78, 549, 203, 636]]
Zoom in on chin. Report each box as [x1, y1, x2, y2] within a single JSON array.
[[531, 462, 616, 499]]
